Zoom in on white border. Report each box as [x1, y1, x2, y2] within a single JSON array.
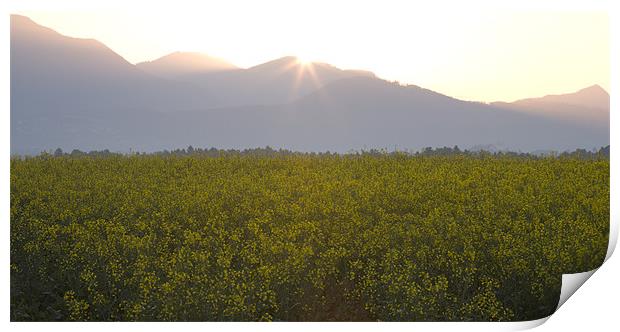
[[2, 1, 618, 331]]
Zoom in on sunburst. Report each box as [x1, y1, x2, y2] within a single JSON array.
[[289, 56, 322, 99], [295, 56, 312, 66]]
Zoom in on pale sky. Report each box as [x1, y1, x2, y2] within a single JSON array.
[[11, 0, 610, 102]]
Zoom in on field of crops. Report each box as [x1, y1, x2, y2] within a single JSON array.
[[10, 153, 609, 321]]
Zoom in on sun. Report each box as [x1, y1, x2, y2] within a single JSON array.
[[289, 54, 321, 98], [295, 56, 313, 66]]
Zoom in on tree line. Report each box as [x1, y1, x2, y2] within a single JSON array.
[[40, 145, 610, 159]]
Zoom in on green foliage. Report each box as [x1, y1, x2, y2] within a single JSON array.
[[10, 154, 609, 321]]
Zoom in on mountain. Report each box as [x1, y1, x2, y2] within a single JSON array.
[[10, 15, 609, 155], [506, 84, 609, 110], [61, 77, 604, 154], [136, 52, 238, 78], [180, 56, 377, 107], [162, 77, 604, 152], [10, 15, 221, 154], [284, 78, 608, 152], [491, 85, 609, 127], [10, 15, 217, 115]]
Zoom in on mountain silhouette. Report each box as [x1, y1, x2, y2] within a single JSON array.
[[136, 52, 238, 78], [491, 85, 609, 127], [174, 77, 605, 152], [11, 15, 216, 114], [179, 56, 376, 107], [9, 14, 610, 154]]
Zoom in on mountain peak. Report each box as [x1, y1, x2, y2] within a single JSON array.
[[11, 14, 32, 23], [493, 84, 610, 110], [11, 14, 39, 26], [490, 84, 610, 128], [11, 13, 137, 75], [136, 52, 238, 77], [554, 84, 610, 110], [247, 56, 301, 71], [11, 14, 63, 38], [576, 84, 608, 97]]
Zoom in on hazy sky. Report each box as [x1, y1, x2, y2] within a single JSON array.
[[11, 0, 610, 102]]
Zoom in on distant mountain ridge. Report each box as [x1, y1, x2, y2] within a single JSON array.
[[504, 84, 609, 110], [10, 14, 610, 155], [178, 55, 377, 107], [491, 85, 609, 126], [136, 52, 239, 78], [11, 15, 216, 115]]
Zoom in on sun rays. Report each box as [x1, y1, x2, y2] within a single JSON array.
[[295, 56, 312, 66], [289, 56, 322, 100]]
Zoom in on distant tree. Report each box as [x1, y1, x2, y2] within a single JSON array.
[[599, 145, 610, 158], [70, 149, 85, 156], [54, 148, 64, 157]]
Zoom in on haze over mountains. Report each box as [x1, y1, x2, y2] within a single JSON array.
[[10, 15, 610, 155], [491, 85, 610, 126], [136, 52, 239, 78]]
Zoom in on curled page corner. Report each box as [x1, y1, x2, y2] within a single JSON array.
[[501, 316, 550, 331], [556, 269, 598, 311], [604, 213, 618, 262]]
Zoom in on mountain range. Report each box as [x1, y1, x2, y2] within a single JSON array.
[[10, 15, 610, 155]]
